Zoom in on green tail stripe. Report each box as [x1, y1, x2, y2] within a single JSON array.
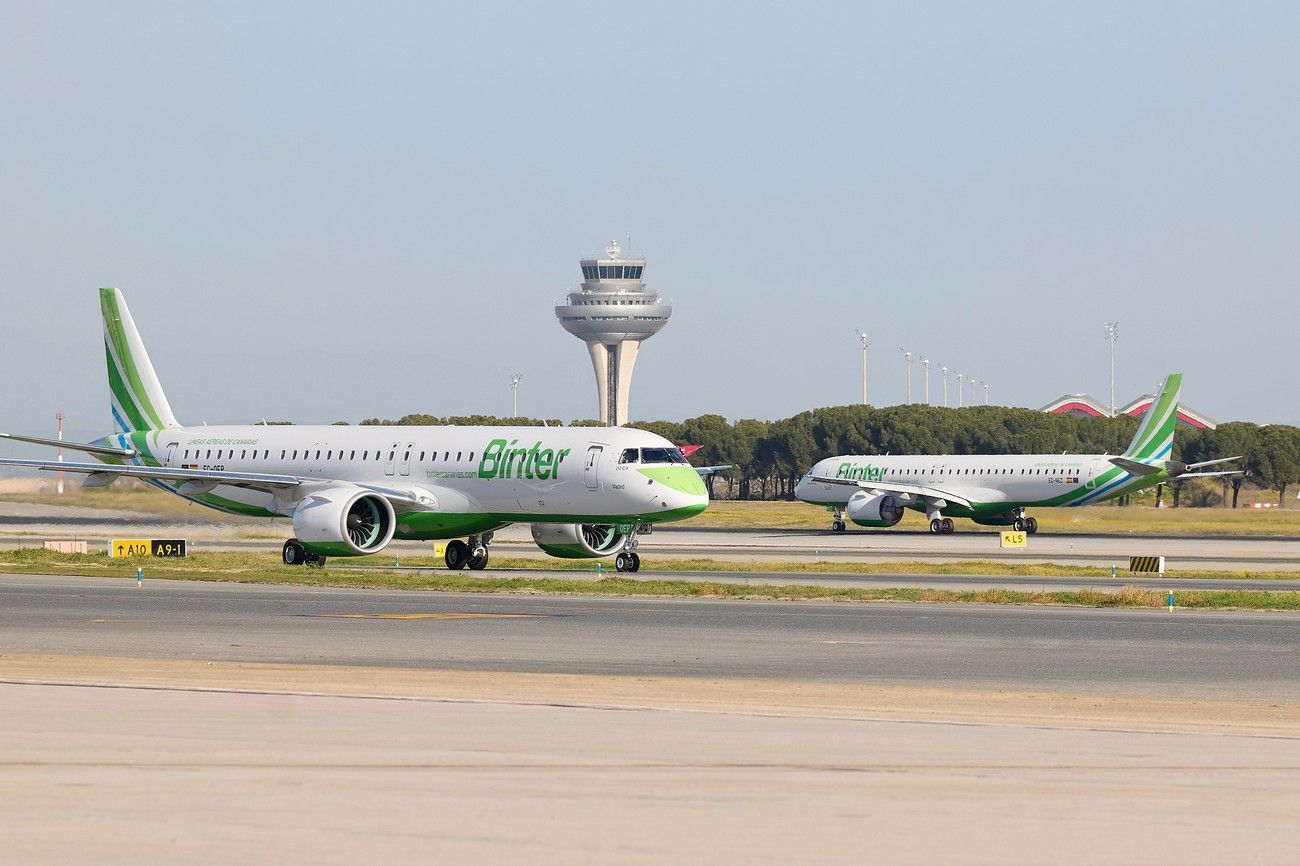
[[100, 289, 163, 430], [104, 343, 149, 431], [1127, 374, 1181, 459]]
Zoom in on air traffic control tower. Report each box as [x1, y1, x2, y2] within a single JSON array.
[[555, 240, 671, 426]]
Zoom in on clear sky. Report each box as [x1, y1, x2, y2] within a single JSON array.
[[2, 1, 1297, 440]]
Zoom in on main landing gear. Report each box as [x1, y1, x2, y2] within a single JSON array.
[[830, 508, 847, 533], [1011, 512, 1039, 534], [444, 532, 493, 571], [282, 538, 326, 567], [929, 517, 955, 535]]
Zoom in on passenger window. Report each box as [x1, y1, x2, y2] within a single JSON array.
[[292, 450, 298, 459], [469, 452, 474, 462], [363, 451, 368, 460], [403, 451, 410, 462], [444, 452, 449, 461], [241, 450, 246, 459], [419, 451, 425, 461], [457, 451, 462, 461]]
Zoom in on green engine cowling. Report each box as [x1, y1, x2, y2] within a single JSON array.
[[846, 490, 905, 528], [530, 523, 628, 559], [293, 487, 396, 556]]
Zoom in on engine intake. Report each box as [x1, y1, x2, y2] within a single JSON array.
[[846, 491, 905, 527], [531, 523, 628, 559], [293, 488, 396, 556]]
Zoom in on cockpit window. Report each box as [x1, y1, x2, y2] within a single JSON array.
[[641, 447, 686, 465], [618, 448, 640, 464]]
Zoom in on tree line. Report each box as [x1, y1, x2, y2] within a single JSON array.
[[348, 406, 1300, 507]]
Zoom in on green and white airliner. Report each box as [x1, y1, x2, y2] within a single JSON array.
[[795, 373, 1239, 535], [0, 288, 709, 571]]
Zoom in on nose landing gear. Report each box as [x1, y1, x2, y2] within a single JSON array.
[[830, 508, 847, 532], [614, 524, 648, 572]]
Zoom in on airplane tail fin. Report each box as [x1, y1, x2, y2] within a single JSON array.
[[100, 287, 180, 433], [1121, 373, 1181, 462]]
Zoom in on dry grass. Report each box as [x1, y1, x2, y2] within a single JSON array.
[[1, 548, 1298, 611]]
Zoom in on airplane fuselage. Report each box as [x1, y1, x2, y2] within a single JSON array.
[[98, 424, 708, 539], [797, 452, 1169, 521]]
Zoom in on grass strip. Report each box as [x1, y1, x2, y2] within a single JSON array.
[[1, 549, 1299, 610]]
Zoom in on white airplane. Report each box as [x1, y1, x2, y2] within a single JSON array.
[[795, 373, 1240, 534], [0, 289, 709, 571]]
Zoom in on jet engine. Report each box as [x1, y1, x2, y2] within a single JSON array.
[[293, 487, 396, 556], [531, 523, 628, 559], [846, 490, 905, 527]]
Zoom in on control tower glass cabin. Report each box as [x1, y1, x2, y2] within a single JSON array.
[[554, 240, 671, 426]]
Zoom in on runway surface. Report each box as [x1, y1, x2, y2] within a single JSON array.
[[3, 504, 1297, 570], [3, 573, 1298, 700], [3, 573, 1300, 864]]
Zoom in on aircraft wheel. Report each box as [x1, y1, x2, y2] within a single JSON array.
[[445, 539, 469, 570], [1026, 517, 1039, 534], [615, 552, 632, 573], [1012, 517, 1026, 532], [467, 547, 489, 571], [832, 520, 846, 532], [283, 539, 306, 566], [930, 518, 943, 535], [629, 552, 641, 573], [942, 518, 955, 534]]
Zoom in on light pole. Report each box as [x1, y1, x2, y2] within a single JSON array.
[[901, 349, 912, 404], [969, 377, 977, 406], [941, 365, 948, 407], [855, 329, 869, 405], [920, 357, 930, 405], [983, 382, 989, 405], [957, 372, 964, 408], [55, 412, 64, 495], [509, 372, 523, 418], [1104, 322, 1119, 416]]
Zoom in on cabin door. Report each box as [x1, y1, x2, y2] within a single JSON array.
[[583, 446, 603, 492]]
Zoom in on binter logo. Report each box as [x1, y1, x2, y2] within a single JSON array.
[[836, 462, 884, 482], [478, 439, 572, 481]]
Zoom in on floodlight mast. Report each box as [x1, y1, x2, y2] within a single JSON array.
[[901, 349, 912, 404], [920, 357, 930, 405], [1104, 321, 1120, 416], [509, 373, 523, 418], [856, 330, 869, 405], [941, 365, 948, 407]]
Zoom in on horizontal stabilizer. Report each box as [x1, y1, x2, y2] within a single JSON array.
[[0, 432, 136, 458], [1172, 470, 1243, 479], [1108, 456, 1162, 477]]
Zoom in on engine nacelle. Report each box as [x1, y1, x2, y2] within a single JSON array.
[[293, 487, 396, 556], [846, 490, 905, 528], [531, 523, 628, 559]]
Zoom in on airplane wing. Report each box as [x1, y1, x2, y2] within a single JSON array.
[[809, 475, 974, 509], [0, 457, 453, 512], [694, 465, 731, 477], [0, 458, 300, 491], [0, 432, 136, 458]]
